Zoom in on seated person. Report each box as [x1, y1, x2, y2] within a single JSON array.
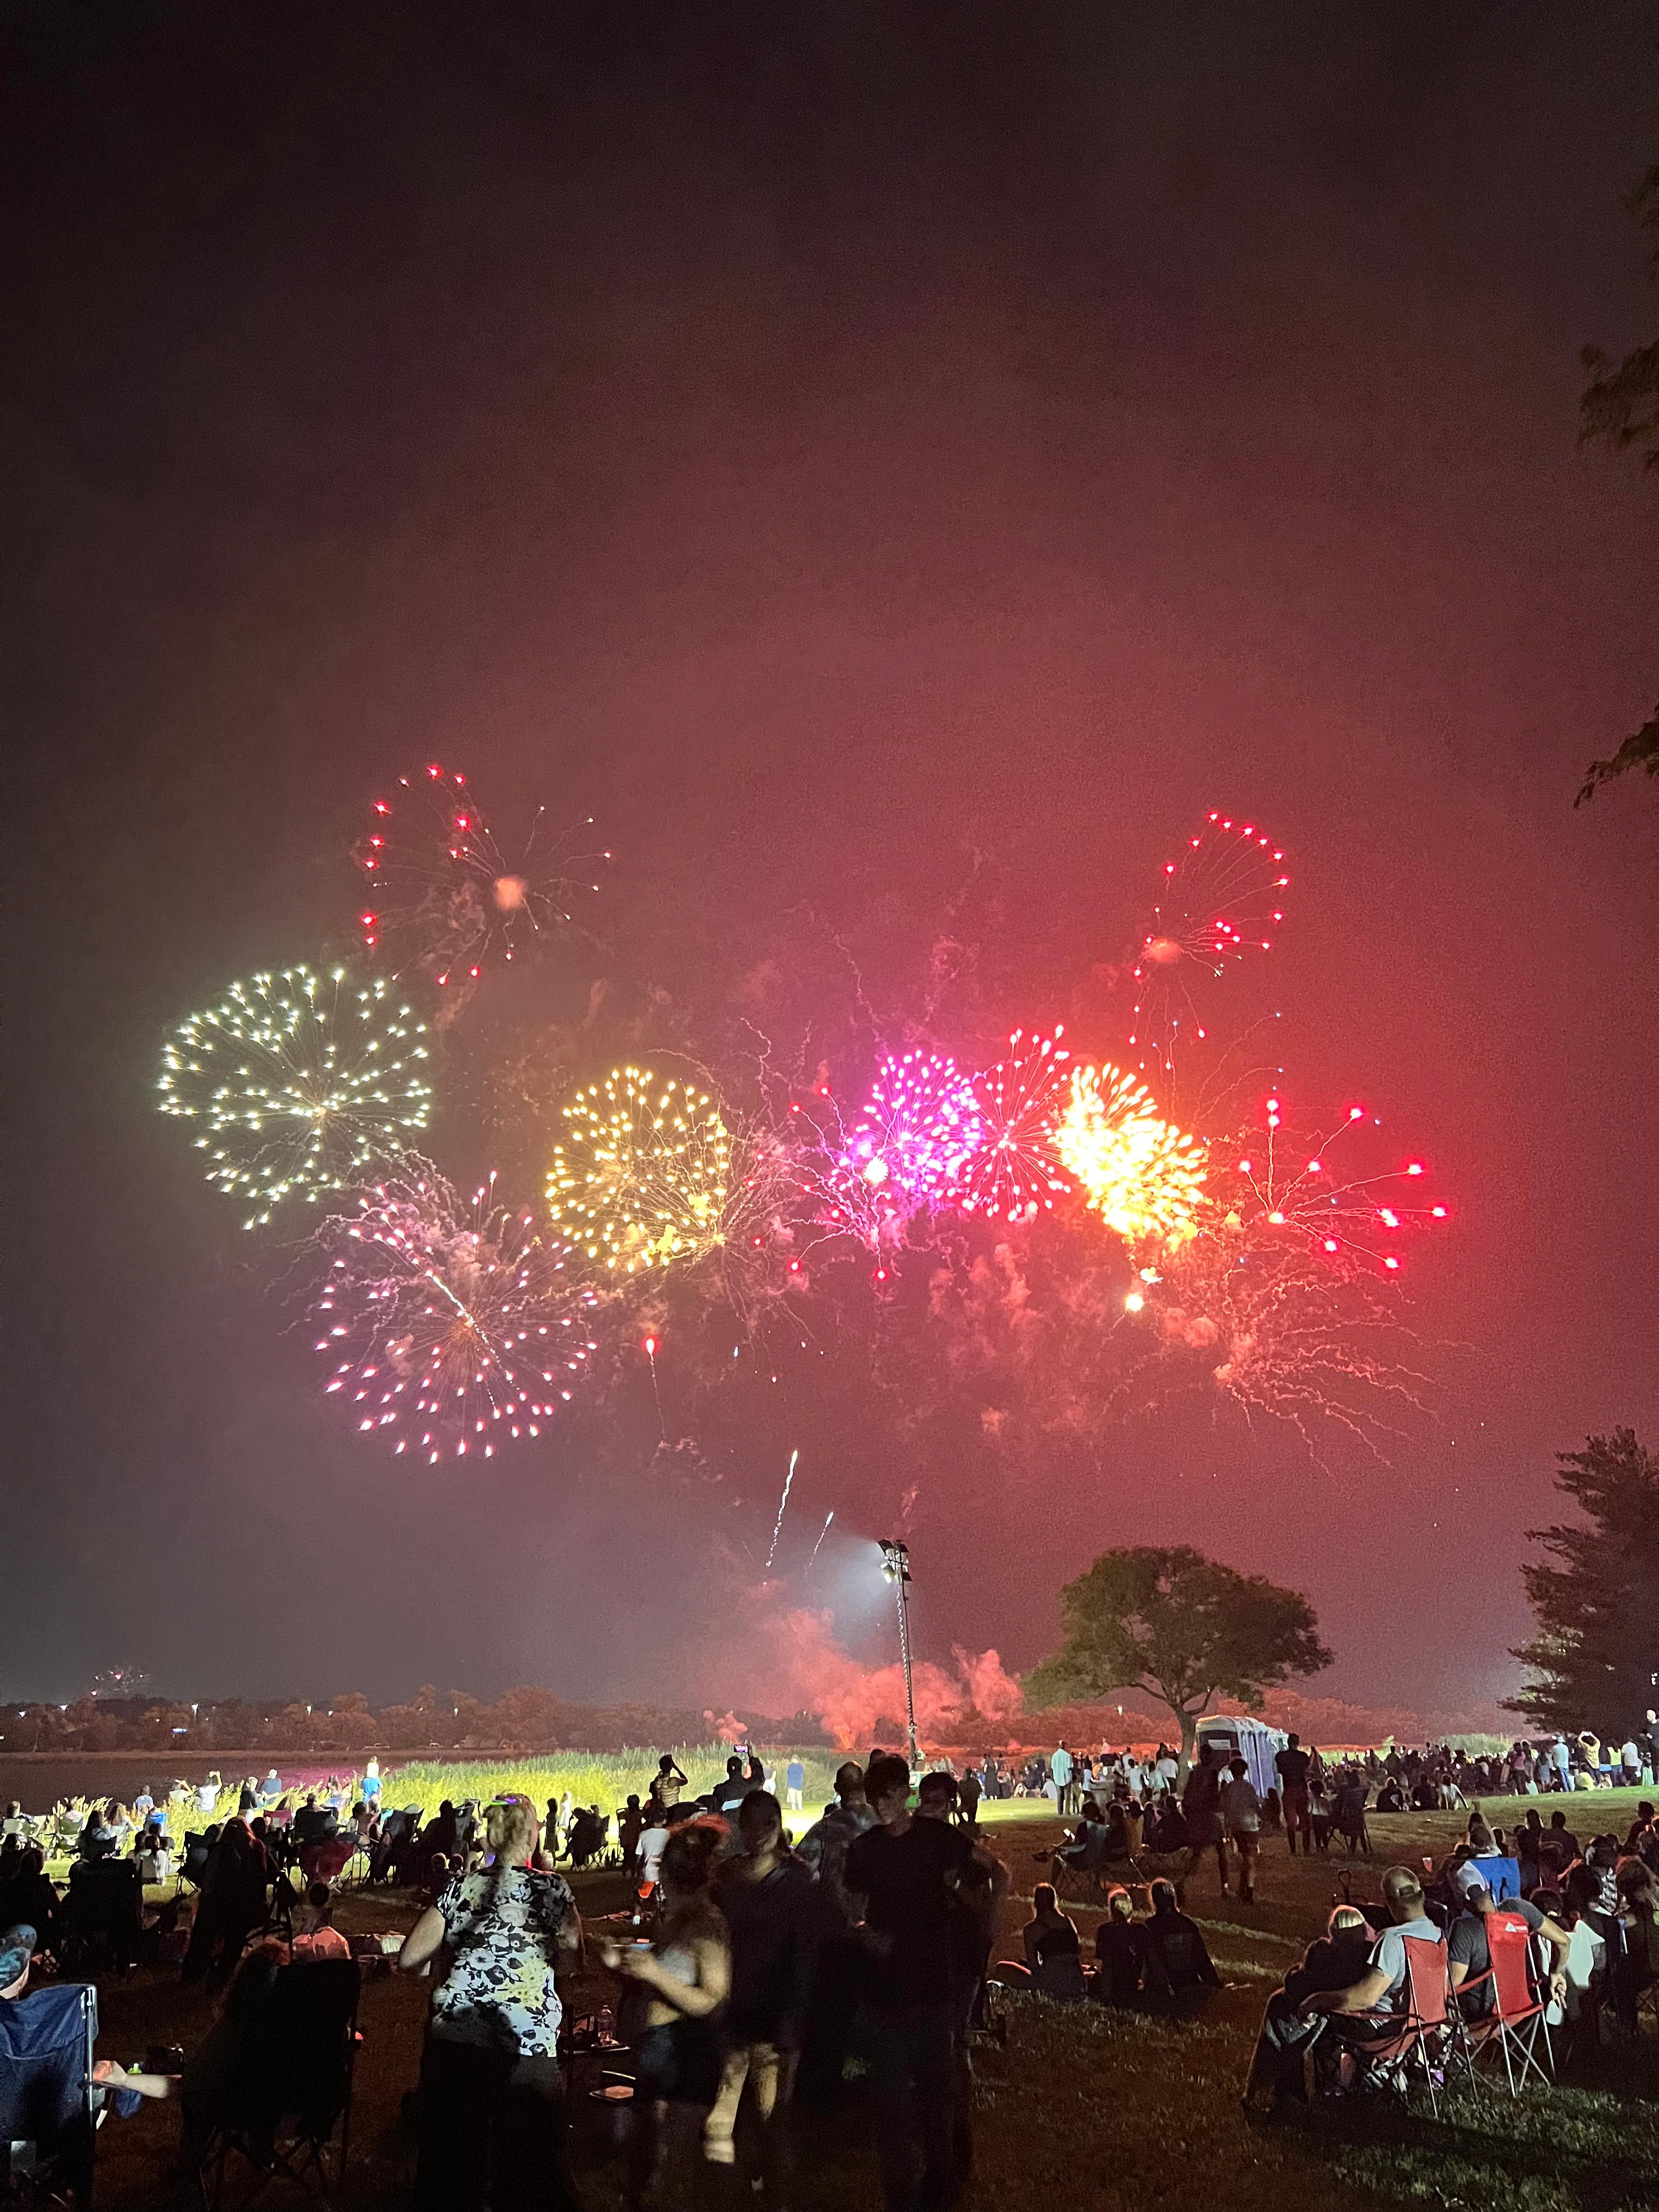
[[64, 1830, 143, 1970], [1445, 1863, 1569, 2019], [1242, 1905, 1375, 2112], [1375, 1779, 1405, 1814], [1138, 1878, 1221, 2010], [1297, 1865, 1446, 2090], [1091, 1885, 1144, 2008], [996, 1884, 1086, 2001], [0, 1920, 177, 2198], [290, 1882, 351, 1961], [1053, 1799, 1110, 1879], [565, 1805, 608, 1870], [290, 1795, 332, 1849], [134, 1831, 174, 1885], [0, 1846, 59, 1961]]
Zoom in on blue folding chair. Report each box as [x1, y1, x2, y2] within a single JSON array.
[[0, 1983, 98, 2207]]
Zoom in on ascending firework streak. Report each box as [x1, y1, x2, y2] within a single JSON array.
[[806, 1510, 834, 1576], [765, 1449, 801, 1570]]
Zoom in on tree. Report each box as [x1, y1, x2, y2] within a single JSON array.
[[1577, 168, 1659, 805], [1024, 1544, 1331, 1771], [1508, 1429, 1659, 1735]]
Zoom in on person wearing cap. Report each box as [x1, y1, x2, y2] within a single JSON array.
[[1446, 1861, 1570, 2017], [1297, 1866, 1446, 2086], [1, 1923, 178, 2122]]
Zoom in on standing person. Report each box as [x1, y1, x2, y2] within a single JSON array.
[[1221, 1757, 1262, 1905], [795, 1761, 879, 2105], [1275, 1733, 1313, 1857], [1052, 1742, 1077, 1819], [784, 1756, 806, 1816], [706, 1793, 817, 2197], [398, 1793, 584, 2212], [361, 1757, 382, 1811], [600, 1818, 730, 2212], [957, 1767, 981, 1830], [181, 1819, 270, 1995], [1182, 1747, 1228, 1895], [648, 1756, 689, 1816], [845, 1750, 976, 2212]]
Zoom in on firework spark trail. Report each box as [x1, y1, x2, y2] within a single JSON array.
[[806, 1510, 835, 1577], [643, 1334, 665, 1441], [765, 1449, 800, 1571], [157, 964, 432, 1228], [354, 761, 608, 988]]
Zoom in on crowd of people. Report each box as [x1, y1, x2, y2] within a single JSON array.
[[2, 1731, 1658, 2207], [1240, 1799, 1659, 2115]]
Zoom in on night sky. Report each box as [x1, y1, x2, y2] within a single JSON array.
[[6, 2, 1658, 1721]]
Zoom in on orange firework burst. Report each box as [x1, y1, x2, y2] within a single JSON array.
[[1050, 1063, 1207, 1243]]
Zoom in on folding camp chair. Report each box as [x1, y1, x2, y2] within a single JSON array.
[[1331, 1939, 1452, 2117], [0, 1984, 98, 2208], [1451, 1916, 1553, 2095], [197, 1959, 360, 2210], [58, 1864, 143, 1981]]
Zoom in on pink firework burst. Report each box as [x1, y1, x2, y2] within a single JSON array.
[[353, 762, 608, 989], [949, 1026, 1074, 1222], [800, 1051, 982, 1250], [312, 1170, 598, 1463]]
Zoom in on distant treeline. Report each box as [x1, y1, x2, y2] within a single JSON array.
[[0, 1685, 833, 1758]]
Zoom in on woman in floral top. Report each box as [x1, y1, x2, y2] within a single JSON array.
[[399, 1794, 586, 2211]]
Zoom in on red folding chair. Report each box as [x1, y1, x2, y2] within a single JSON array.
[[1452, 1915, 1553, 2095], [1331, 1938, 1451, 2116]]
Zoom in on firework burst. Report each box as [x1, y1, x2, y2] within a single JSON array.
[[820, 1051, 981, 1245], [547, 1067, 734, 1275], [1051, 1063, 1207, 1243], [1214, 1093, 1448, 1276], [354, 761, 607, 988], [156, 966, 432, 1228], [313, 1171, 597, 1462], [1130, 812, 1288, 1081], [950, 1026, 1073, 1222]]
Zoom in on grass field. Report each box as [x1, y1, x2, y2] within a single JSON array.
[[67, 1786, 1659, 2210]]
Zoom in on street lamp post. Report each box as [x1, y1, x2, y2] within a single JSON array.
[[878, 1539, 919, 1772]]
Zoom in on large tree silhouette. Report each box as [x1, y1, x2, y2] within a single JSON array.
[[1578, 169, 1659, 805], [1508, 1429, 1659, 1734], [1025, 1544, 1330, 1771]]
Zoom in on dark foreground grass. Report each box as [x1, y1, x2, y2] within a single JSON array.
[[77, 1793, 1659, 2209]]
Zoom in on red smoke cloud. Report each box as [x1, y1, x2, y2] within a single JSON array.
[[695, 1589, 1022, 1750]]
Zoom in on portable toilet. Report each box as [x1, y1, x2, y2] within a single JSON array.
[[1194, 1714, 1288, 1798]]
